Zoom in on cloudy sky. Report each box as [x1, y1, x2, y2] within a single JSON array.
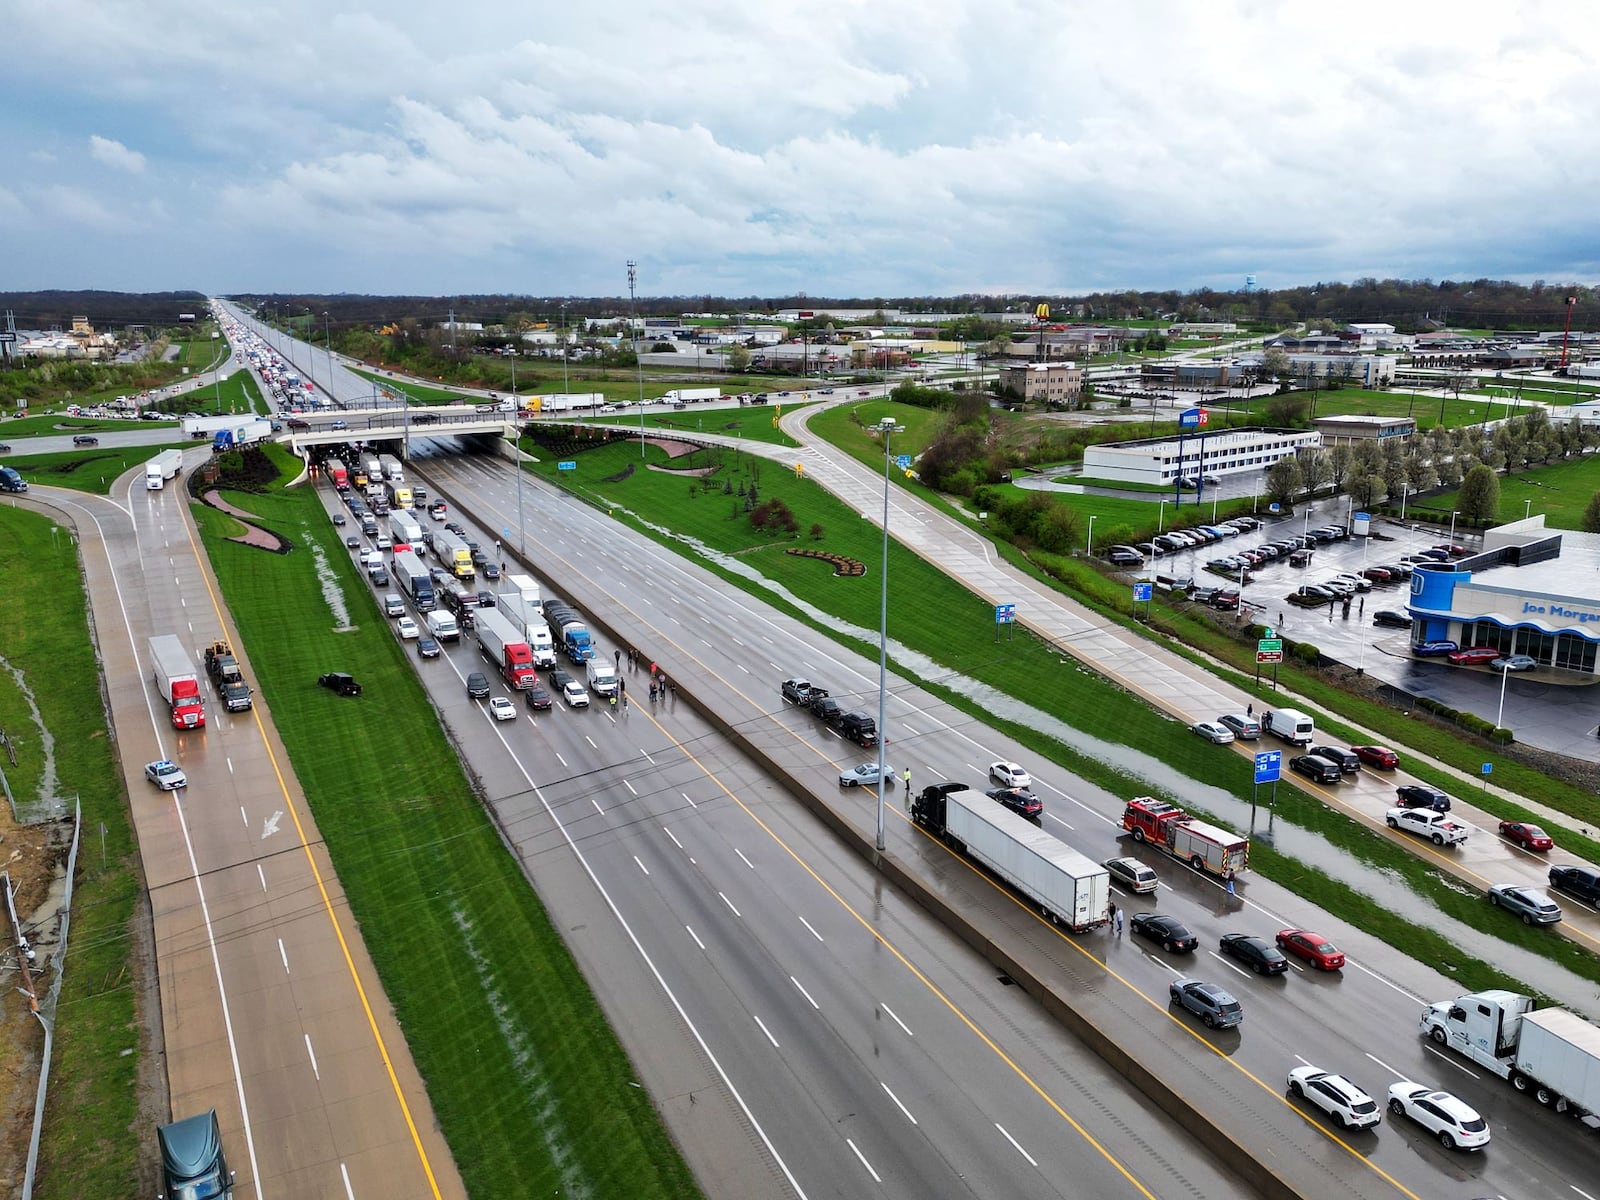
[[4, 1, 1597, 298]]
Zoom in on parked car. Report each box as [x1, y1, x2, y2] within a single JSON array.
[[840, 762, 896, 788], [1412, 640, 1459, 657], [1130, 913, 1198, 953], [1447, 646, 1500, 665], [1287, 1067, 1382, 1130], [1396, 783, 1452, 812], [1385, 1083, 1489, 1150], [317, 672, 362, 696], [1291, 754, 1343, 784], [1168, 978, 1243, 1029], [1372, 610, 1412, 629], [1487, 884, 1562, 925], [1275, 928, 1344, 970], [1491, 654, 1537, 672], [465, 671, 491, 700], [1103, 856, 1159, 894], [1497, 820, 1553, 851], [989, 761, 1031, 788], [1217, 713, 1260, 740], [1218, 933, 1288, 975], [1190, 720, 1235, 744], [985, 786, 1043, 820], [1107, 547, 1144, 566], [1308, 745, 1359, 773], [144, 759, 188, 790], [1351, 744, 1399, 768]]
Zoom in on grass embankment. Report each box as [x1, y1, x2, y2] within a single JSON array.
[[346, 364, 842, 407], [1423, 451, 1600, 529], [580, 405, 805, 447], [523, 426, 1600, 1000], [1, 443, 194, 494], [0, 510, 143, 1199], [190, 485, 698, 1200]]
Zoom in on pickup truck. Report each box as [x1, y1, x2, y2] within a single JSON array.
[[782, 677, 822, 705], [1385, 808, 1469, 846]]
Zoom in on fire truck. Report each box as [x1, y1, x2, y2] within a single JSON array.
[[1121, 797, 1248, 878]]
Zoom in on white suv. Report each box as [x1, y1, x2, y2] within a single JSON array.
[[1287, 1066, 1382, 1130], [1386, 1082, 1489, 1149]]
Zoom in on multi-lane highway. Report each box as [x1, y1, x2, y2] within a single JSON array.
[[217, 302, 1600, 1199]]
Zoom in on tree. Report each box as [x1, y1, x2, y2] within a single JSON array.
[[1328, 443, 1352, 488], [1347, 472, 1386, 509], [1264, 392, 1309, 427], [1457, 463, 1501, 524], [1262, 347, 1290, 382], [1265, 455, 1302, 508], [1298, 448, 1331, 498], [726, 343, 751, 372], [1493, 423, 1526, 473], [1583, 492, 1600, 534]]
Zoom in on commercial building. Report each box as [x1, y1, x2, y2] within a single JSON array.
[[1312, 414, 1415, 446], [1406, 517, 1600, 674], [997, 361, 1084, 405], [1082, 427, 1320, 487]]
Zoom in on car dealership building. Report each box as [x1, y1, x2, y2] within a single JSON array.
[[1407, 517, 1600, 674]]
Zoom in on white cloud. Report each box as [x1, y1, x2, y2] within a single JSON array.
[[1, 1, 1597, 292], [88, 135, 145, 173]]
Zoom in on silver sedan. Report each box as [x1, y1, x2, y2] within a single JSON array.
[[839, 762, 897, 788]]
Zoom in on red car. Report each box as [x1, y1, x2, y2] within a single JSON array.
[[1360, 567, 1392, 583], [1351, 744, 1398, 769], [1276, 928, 1345, 971], [1448, 646, 1500, 666], [1498, 821, 1554, 852]]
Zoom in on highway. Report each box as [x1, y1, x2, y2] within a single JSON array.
[[22, 471, 463, 1198], [228, 303, 1600, 1197]]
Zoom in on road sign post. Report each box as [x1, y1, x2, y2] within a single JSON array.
[[994, 603, 1017, 641], [1252, 750, 1282, 831], [1132, 581, 1153, 621]]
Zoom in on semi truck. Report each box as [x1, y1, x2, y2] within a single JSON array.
[[1420, 990, 1600, 1118], [502, 577, 555, 665], [150, 635, 206, 729], [392, 550, 436, 612], [385, 479, 414, 511], [912, 783, 1109, 932], [389, 509, 424, 551], [1121, 796, 1248, 878], [560, 621, 594, 663], [378, 453, 404, 483], [503, 574, 543, 623], [662, 387, 722, 404], [144, 448, 184, 490], [182, 413, 249, 438], [474, 607, 537, 689], [212, 418, 273, 452], [433, 529, 475, 579], [361, 454, 383, 484], [327, 459, 350, 491], [523, 392, 606, 414], [156, 1109, 234, 1200], [1262, 707, 1316, 747]]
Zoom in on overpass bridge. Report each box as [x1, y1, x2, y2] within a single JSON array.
[[280, 404, 519, 453]]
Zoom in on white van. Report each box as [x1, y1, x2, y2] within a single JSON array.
[[425, 610, 460, 642], [1263, 708, 1316, 747]]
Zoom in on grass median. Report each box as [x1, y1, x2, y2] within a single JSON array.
[[189, 483, 699, 1200]]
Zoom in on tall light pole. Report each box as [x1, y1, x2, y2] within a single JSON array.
[[1158, 498, 1170, 534], [323, 312, 332, 401], [305, 307, 316, 392], [1496, 662, 1511, 731], [1086, 514, 1097, 558], [560, 302, 570, 399], [875, 417, 903, 854], [1449, 509, 1460, 547], [629, 261, 645, 458]]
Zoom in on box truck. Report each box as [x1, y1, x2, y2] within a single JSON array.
[[150, 635, 206, 729], [912, 783, 1109, 931]]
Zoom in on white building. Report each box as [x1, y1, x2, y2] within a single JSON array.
[[1083, 427, 1321, 487]]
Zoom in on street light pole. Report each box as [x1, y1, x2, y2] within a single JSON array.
[[561, 302, 570, 399], [1449, 509, 1459, 547], [1158, 498, 1170, 534], [1087, 514, 1097, 558], [1496, 662, 1510, 730], [629, 261, 645, 458], [1524, 498, 1532, 520], [875, 417, 903, 854]]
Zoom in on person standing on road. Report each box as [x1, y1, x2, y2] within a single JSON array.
[[902, 767, 911, 792]]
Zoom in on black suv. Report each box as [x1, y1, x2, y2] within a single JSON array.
[[72, 434, 100, 446], [809, 695, 842, 723], [1395, 784, 1451, 812], [317, 672, 362, 696], [1309, 745, 1360, 774], [986, 786, 1043, 821], [466, 671, 491, 700], [837, 711, 878, 748]]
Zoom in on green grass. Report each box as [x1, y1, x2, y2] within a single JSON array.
[[190, 486, 699, 1200], [1, 442, 195, 494], [1421, 451, 1600, 529], [1190, 388, 1528, 431], [0, 414, 174, 437], [580, 405, 805, 447], [347, 364, 840, 407], [0, 510, 143, 1200], [522, 426, 1600, 998]]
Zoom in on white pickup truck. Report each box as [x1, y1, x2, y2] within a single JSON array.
[[1385, 808, 1469, 846]]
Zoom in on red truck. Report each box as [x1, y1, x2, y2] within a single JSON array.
[[328, 460, 349, 491], [150, 635, 206, 729], [474, 606, 537, 689], [1121, 797, 1247, 878]]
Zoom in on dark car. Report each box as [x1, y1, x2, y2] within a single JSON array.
[[415, 636, 441, 659], [1309, 745, 1360, 774], [1218, 933, 1289, 975], [1291, 754, 1343, 784], [368, 566, 390, 587], [985, 786, 1044, 820], [524, 681, 553, 711], [317, 672, 362, 696], [549, 668, 575, 691], [475, 591, 497, 608], [285, 417, 311, 430], [1396, 784, 1452, 812], [1130, 913, 1198, 953], [1548, 865, 1600, 904], [331, 511, 346, 526], [1413, 640, 1459, 657], [72, 433, 100, 446], [465, 671, 491, 700], [344, 534, 361, 550], [1210, 589, 1240, 611], [444, 521, 466, 536], [810, 696, 843, 723], [482, 562, 502, 581]]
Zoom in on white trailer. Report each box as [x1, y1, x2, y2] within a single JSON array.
[[663, 387, 722, 404], [182, 413, 247, 438], [523, 392, 606, 413], [389, 509, 424, 550], [145, 448, 184, 490], [378, 453, 404, 483], [502, 574, 543, 622], [912, 784, 1109, 931]]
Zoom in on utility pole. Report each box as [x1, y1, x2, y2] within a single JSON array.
[[630, 261, 645, 458]]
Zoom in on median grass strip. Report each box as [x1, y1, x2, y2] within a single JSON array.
[[1, 443, 195, 494], [522, 434, 1600, 996], [0, 509, 144, 1200], [189, 486, 699, 1200]]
